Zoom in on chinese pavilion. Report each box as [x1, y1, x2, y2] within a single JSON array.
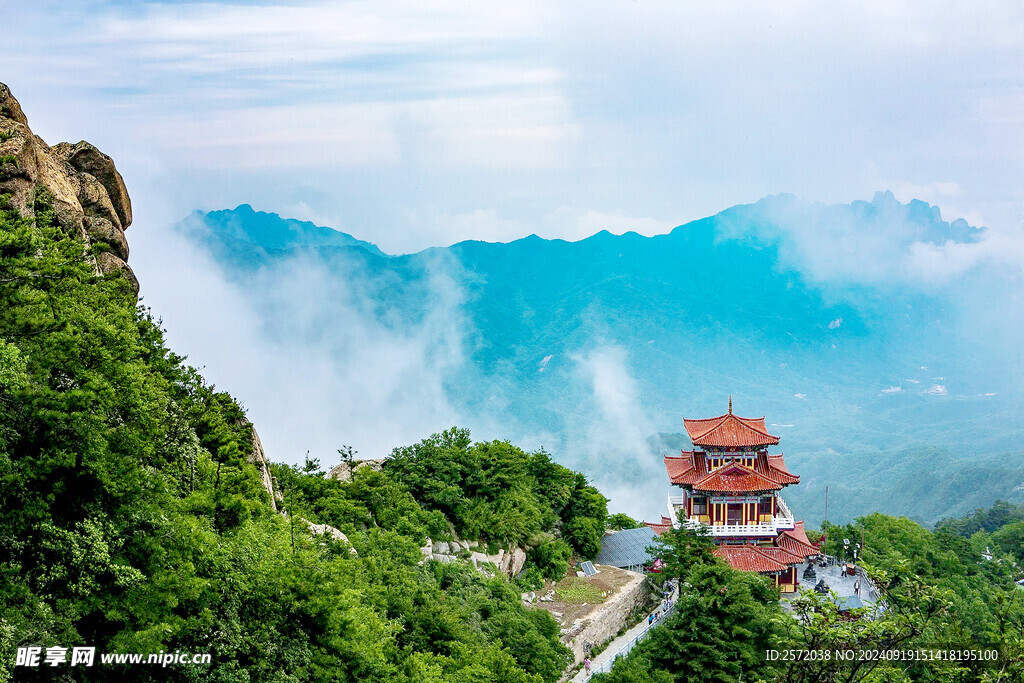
[[651, 398, 818, 591]]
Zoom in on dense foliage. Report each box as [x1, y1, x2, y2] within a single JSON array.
[[937, 501, 1024, 565], [384, 428, 608, 556], [0, 195, 572, 682], [936, 500, 1024, 538]]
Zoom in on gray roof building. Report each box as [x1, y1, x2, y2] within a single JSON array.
[[594, 527, 658, 572]]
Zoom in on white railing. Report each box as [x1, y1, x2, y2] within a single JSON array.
[[776, 495, 793, 520], [684, 520, 778, 536], [666, 494, 679, 529], [666, 494, 794, 535], [774, 515, 795, 530], [682, 517, 794, 536]]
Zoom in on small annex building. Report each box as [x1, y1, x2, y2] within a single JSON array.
[[594, 526, 658, 573]]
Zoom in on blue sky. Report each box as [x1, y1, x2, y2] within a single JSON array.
[[3, 0, 1024, 256]]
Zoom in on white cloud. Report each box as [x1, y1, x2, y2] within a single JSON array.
[[133, 222, 471, 463], [567, 345, 665, 518], [905, 228, 1024, 283], [6, 0, 1024, 256]]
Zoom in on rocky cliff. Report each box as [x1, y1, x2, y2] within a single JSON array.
[[0, 82, 137, 292], [248, 423, 280, 511]]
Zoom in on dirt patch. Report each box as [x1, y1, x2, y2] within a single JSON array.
[[530, 565, 644, 628]]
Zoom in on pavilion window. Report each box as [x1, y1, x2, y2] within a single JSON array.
[[692, 497, 708, 515]]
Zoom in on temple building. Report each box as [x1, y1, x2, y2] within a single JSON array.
[[651, 398, 818, 591]]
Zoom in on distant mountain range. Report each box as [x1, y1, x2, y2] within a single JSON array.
[[174, 193, 1024, 526]]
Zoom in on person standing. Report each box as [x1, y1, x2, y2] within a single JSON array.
[[584, 657, 591, 676]]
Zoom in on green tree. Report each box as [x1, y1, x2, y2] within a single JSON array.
[[607, 513, 642, 530], [991, 520, 1024, 564], [564, 516, 603, 559], [530, 539, 573, 581]]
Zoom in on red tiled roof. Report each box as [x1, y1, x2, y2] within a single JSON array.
[[665, 451, 799, 488], [644, 521, 672, 536], [664, 452, 701, 484], [756, 453, 800, 485], [714, 546, 787, 573], [788, 521, 813, 546], [755, 545, 804, 566], [684, 412, 780, 448], [693, 462, 782, 493], [767, 454, 794, 475], [777, 522, 818, 559]]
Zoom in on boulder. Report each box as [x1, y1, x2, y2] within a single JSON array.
[[509, 548, 527, 576], [84, 216, 129, 261], [53, 141, 132, 228], [94, 252, 139, 291], [326, 458, 386, 482], [305, 520, 358, 555], [75, 171, 123, 230]]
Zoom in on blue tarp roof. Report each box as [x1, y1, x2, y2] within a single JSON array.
[[595, 527, 657, 569]]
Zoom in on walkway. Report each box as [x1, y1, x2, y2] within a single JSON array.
[[782, 558, 880, 607], [572, 582, 678, 682]]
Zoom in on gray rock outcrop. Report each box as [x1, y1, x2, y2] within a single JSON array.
[[419, 533, 527, 577], [326, 458, 386, 482], [304, 519, 358, 555], [247, 425, 278, 511], [0, 82, 137, 292]]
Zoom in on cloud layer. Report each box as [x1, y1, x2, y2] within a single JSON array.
[[4, 0, 1024, 253]]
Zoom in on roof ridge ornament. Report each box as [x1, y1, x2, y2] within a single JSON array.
[[728, 396, 732, 414]]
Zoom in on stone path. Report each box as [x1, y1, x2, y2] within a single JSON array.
[[783, 559, 880, 607], [572, 582, 678, 682]]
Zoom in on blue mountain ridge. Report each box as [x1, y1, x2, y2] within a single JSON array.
[[176, 196, 1024, 526]]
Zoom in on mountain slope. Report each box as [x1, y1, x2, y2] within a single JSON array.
[[174, 195, 1024, 526]]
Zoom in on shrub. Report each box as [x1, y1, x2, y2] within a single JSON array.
[[529, 539, 573, 580]]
